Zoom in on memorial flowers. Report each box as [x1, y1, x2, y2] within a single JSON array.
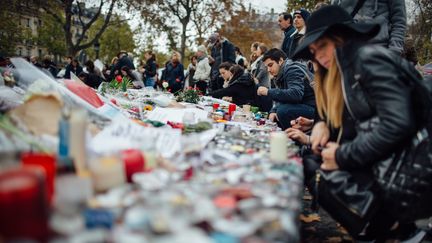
[[175, 87, 202, 104]]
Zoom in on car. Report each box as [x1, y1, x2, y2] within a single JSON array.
[[423, 62, 432, 76]]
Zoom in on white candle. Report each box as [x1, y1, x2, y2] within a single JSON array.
[[90, 156, 126, 192], [270, 132, 288, 162], [69, 109, 88, 176]]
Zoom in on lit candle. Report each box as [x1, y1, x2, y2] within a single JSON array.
[[90, 156, 126, 192], [269, 132, 287, 162]]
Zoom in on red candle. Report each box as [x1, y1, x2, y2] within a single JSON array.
[[0, 167, 49, 241], [228, 104, 236, 115], [122, 149, 145, 182], [21, 152, 56, 204], [212, 103, 220, 111]]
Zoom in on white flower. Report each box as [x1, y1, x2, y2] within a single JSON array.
[[162, 81, 169, 88]]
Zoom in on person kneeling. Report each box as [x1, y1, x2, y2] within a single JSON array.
[[257, 48, 315, 130], [209, 64, 257, 107]]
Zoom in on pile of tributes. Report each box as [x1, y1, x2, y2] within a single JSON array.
[[0, 58, 303, 243]]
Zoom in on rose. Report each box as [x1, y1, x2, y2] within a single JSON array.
[[162, 81, 169, 89], [115, 75, 123, 83]]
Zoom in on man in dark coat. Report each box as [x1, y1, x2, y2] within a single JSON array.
[[289, 9, 310, 60], [207, 32, 236, 92], [278, 13, 296, 57]]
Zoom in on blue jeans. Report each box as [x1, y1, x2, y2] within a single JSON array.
[[275, 103, 315, 130], [145, 76, 156, 87]]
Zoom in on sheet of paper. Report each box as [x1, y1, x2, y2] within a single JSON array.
[[147, 107, 209, 123], [90, 120, 182, 158]]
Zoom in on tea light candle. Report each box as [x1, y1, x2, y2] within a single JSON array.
[[269, 132, 287, 162], [90, 156, 126, 192]]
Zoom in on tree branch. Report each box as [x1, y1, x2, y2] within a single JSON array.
[[76, 0, 117, 51]]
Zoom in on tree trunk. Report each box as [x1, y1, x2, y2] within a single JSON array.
[[180, 21, 188, 64]]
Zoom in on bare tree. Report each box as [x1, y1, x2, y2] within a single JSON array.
[[41, 0, 119, 57], [135, 0, 235, 63]]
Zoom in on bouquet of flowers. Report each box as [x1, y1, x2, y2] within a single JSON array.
[[175, 87, 202, 104], [100, 75, 132, 95]]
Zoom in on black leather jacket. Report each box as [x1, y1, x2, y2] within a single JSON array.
[[334, 41, 417, 171]]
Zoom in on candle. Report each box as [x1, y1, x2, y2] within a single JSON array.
[[0, 167, 49, 241], [228, 104, 236, 115], [212, 103, 220, 111], [69, 109, 88, 176], [90, 156, 126, 192], [269, 132, 288, 162], [21, 152, 56, 204], [122, 149, 145, 183]]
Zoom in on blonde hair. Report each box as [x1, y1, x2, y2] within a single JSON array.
[[172, 51, 182, 61], [314, 53, 344, 128]]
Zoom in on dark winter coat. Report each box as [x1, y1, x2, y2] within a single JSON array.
[[144, 58, 157, 79], [333, 41, 417, 171], [210, 39, 236, 80], [65, 64, 82, 79], [281, 25, 297, 58], [209, 72, 257, 106], [331, 0, 406, 54], [161, 61, 185, 93], [268, 59, 315, 112]]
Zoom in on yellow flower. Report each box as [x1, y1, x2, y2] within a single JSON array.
[[144, 105, 153, 111]]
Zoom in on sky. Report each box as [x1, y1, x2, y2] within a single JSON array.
[[244, 0, 287, 14]]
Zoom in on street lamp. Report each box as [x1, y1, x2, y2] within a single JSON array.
[[94, 41, 100, 60]]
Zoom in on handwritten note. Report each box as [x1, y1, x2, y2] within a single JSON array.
[[147, 107, 209, 123], [90, 120, 182, 158]]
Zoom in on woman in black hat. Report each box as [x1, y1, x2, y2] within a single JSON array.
[[292, 5, 426, 241]]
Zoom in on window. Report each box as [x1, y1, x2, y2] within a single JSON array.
[[39, 49, 42, 57], [17, 48, 23, 56], [27, 48, 32, 56], [27, 18, 31, 28]]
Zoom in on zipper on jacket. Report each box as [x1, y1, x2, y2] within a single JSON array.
[[335, 50, 356, 120]]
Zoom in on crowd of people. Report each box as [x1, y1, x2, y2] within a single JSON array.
[[7, 0, 432, 241]]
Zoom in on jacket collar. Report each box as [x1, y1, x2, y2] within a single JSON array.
[[284, 25, 296, 35], [335, 40, 365, 68]]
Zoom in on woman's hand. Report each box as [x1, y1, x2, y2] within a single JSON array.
[[321, 142, 339, 170], [257, 86, 268, 96], [269, 112, 278, 122], [285, 128, 309, 145], [290, 116, 314, 132], [310, 121, 330, 155], [222, 96, 232, 102]]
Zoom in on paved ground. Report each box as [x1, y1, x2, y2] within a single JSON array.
[[299, 191, 432, 243]]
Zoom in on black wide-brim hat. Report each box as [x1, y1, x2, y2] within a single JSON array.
[[292, 5, 380, 60]]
